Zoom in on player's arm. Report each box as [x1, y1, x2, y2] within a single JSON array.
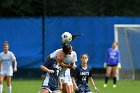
[[58, 77, 63, 90], [89, 77, 98, 92], [88, 67, 98, 92], [40, 65, 54, 73], [72, 77, 78, 91], [11, 52, 17, 72], [117, 50, 121, 69], [104, 50, 109, 68], [13, 59, 17, 72], [72, 67, 79, 91], [0, 61, 1, 69], [60, 61, 73, 68]]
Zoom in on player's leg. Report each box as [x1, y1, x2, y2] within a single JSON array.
[[6, 76, 12, 93], [104, 66, 112, 87], [68, 77, 73, 93], [70, 84, 73, 93], [40, 89, 49, 93], [52, 91, 61, 93], [61, 76, 72, 93], [52, 87, 61, 93], [0, 74, 4, 93], [112, 66, 117, 88], [62, 83, 71, 93]]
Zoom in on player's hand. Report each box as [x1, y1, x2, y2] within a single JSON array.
[[74, 86, 79, 91], [72, 65, 77, 69], [103, 62, 107, 68], [117, 63, 121, 69], [94, 86, 98, 92], [14, 67, 17, 72], [48, 70, 54, 73], [59, 83, 63, 90]]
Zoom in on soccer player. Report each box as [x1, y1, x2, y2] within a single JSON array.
[[0, 41, 17, 93], [72, 54, 98, 93], [103, 41, 121, 88], [39, 50, 65, 93], [49, 44, 77, 93]]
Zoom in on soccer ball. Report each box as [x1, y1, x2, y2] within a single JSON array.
[[61, 32, 72, 43]]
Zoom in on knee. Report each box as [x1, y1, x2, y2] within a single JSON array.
[[106, 72, 111, 77], [7, 82, 11, 87], [0, 81, 3, 85], [112, 74, 116, 77]]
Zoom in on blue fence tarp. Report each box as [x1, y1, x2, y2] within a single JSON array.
[[0, 17, 140, 68], [0, 18, 42, 68]]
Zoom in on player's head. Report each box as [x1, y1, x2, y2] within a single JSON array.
[[62, 44, 72, 55], [56, 51, 65, 60], [3, 41, 9, 52], [112, 41, 118, 49], [80, 54, 89, 64]]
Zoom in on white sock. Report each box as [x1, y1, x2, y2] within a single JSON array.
[[8, 85, 12, 93], [0, 85, 3, 93]]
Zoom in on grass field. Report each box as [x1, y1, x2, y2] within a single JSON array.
[[2, 79, 140, 93]]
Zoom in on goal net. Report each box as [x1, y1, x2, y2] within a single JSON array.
[[114, 24, 140, 80]]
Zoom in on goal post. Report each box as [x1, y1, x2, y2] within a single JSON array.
[[114, 24, 140, 80]]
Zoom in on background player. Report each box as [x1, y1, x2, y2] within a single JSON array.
[[0, 41, 17, 93], [72, 54, 98, 93], [39, 50, 65, 93], [103, 41, 121, 88]]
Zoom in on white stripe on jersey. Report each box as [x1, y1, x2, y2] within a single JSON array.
[[42, 73, 50, 86]]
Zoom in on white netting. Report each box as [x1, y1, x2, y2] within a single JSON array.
[[114, 25, 140, 80]]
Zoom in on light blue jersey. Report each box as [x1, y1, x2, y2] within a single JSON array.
[[0, 51, 16, 76]]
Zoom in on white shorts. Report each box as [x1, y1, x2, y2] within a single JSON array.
[[59, 75, 72, 85], [0, 68, 13, 76]]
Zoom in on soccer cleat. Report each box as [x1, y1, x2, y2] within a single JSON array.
[[113, 84, 116, 88], [103, 84, 107, 87]]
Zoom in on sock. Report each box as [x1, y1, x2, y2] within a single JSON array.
[[8, 85, 12, 93], [113, 77, 117, 84], [105, 76, 109, 84], [0, 85, 3, 93]]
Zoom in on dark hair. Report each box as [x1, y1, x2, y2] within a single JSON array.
[[3, 41, 9, 46], [62, 44, 72, 55], [113, 41, 118, 45], [80, 54, 89, 58]]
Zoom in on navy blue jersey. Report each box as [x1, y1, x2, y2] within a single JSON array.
[[72, 65, 92, 85], [42, 58, 61, 90]]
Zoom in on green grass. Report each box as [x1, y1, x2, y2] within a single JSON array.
[[2, 79, 140, 93], [90, 80, 140, 93]]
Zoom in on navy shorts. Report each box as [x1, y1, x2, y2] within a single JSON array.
[[107, 64, 117, 67], [42, 85, 60, 93], [75, 84, 92, 93]]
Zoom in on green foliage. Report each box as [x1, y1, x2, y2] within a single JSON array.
[[0, 0, 43, 17], [0, 0, 140, 16]]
